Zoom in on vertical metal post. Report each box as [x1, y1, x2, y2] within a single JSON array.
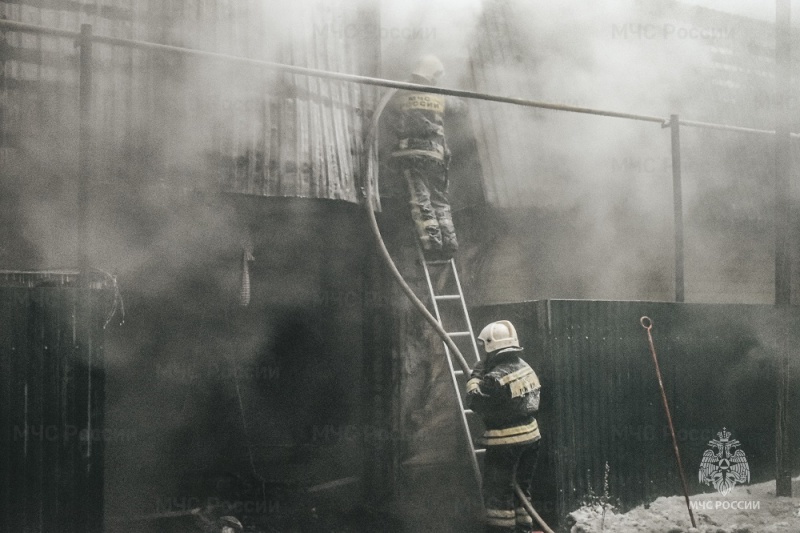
[[670, 115, 685, 303], [77, 25, 102, 530], [774, 0, 793, 498], [78, 24, 93, 278]]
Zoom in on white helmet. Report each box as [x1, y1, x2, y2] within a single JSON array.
[[477, 320, 521, 353], [412, 54, 445, 84], [218, 516, 243, 532]]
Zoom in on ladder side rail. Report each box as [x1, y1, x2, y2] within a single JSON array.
[[418, 248, 452, 361], [448, 258, 482, 366], [416, 244, 483, 492], [443, 340, 483, 490], [419, 249, 445, 324]]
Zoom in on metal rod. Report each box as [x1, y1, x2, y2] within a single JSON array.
[[88, 34, 668, 124], [669, 115, 685, 303], [0, 18, 80, 39], [0, 18, 664, 122], [774, 0, 793, 498], [774, 2, 792, 308], [640, 317, 696, 529], [678, 118, 800, 137], [5, 18, 800, 137], [78, 23, 92, 279]]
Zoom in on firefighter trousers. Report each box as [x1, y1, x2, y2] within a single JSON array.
[[483, 441, 540, 533], [400, 158, 457, 256]]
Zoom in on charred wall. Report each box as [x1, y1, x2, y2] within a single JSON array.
[[97, 194, 397, 531]]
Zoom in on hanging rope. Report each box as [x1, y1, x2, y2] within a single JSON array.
[[87, 267, 125, 329]]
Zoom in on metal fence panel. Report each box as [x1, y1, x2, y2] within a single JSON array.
[[473, 299, 800, 525], [0, 286, 108, 533]]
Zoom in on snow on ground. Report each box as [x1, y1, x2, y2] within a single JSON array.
[[567, 477, 800, 533]]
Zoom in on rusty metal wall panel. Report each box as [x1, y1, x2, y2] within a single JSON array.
[[473, 299, 800, 526], [0, 0, 378, 202], [0, 285, 109, 533]]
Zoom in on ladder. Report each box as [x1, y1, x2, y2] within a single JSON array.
[[417, 246, 486, 491]]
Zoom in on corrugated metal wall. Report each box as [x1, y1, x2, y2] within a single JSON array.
[[467, 0, 539, 208], [0, 283, 111, 533], [473, 299, 800, 526], [0, 0, 377, 201]]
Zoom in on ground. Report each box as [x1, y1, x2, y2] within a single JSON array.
[[567, 477, 800, 533]]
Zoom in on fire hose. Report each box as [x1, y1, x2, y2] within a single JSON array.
[[363, 88, 553, 533]]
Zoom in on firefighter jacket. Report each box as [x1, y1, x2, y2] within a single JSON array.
[[465, 349, 541, 446], [384, 90, 450, 165]]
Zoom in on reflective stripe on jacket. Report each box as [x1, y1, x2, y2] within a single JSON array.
[[466, 350, 541, 446]]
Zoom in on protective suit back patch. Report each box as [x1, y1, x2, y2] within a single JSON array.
[[507, 369, 540, 399], [401, 93, 445, 113]]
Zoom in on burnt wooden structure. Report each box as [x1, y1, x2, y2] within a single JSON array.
[[0, 0, 393, 530], [2, 0, 799, 531]]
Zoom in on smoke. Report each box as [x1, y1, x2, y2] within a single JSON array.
[[681, 0, 775, 22], [1, 0, 383, 525], [431, 0, 788, 304], [2, 0, 795, 528]]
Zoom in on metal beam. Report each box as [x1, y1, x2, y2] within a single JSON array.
[[78, 24, 92, 279], [669, 115, 685, 303], [2, 17, 800, 136], [774, 0, 793, 499]]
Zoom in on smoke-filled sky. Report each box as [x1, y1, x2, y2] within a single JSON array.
[[4, 0, 787, 304], [681, 0, 784, 22], [377, 0, 789, 304]]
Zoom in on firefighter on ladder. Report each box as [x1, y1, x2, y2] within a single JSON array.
[[384, 55, 459, 259], [467, 320, 542, 533]]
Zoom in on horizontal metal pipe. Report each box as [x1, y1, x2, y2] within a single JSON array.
[[678, 118, 800, 137], [89, 32, 669, 124], [0, 18, 79, 39], [0, 18, 665, 124], [2, 18, 798, 136]]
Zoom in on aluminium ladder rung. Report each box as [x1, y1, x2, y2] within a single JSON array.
[[415, 239, 484, 494]]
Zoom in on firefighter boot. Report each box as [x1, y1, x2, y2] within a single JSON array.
[[406, 170, 443, 251], [429, 176, 457, 257]]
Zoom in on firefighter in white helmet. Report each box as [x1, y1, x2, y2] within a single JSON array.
[[383, 54, 459, 258], [467, 320, 542, 533]]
